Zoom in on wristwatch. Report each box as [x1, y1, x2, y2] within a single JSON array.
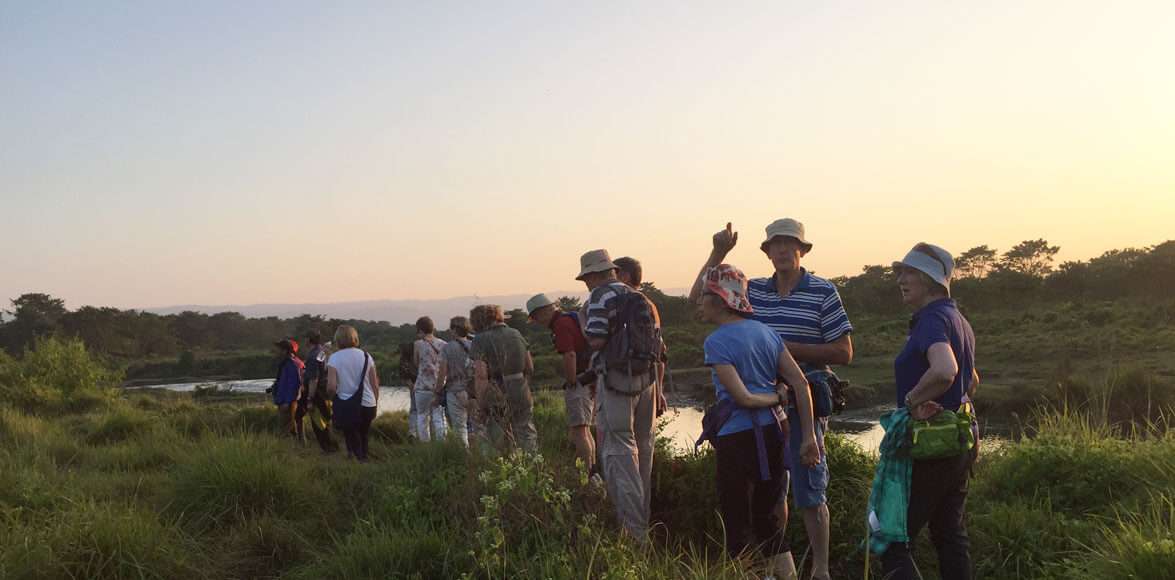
[[904, 392, 916, 408]]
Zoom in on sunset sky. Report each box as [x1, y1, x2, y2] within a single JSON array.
[[3, 1, 1173, 310]]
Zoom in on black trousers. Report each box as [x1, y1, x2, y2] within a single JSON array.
[[714, 426, 791, 559], [882, 449, 975, 580], [341, 406, 377, 461]]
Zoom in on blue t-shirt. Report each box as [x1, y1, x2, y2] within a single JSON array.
[[704, 319, 785, 436], [894, 298, 975, 411]]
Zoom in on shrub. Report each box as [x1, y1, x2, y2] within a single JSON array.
[[0, 337, 119, 413]]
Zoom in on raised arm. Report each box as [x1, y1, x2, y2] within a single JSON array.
[[688, 222, 738, 303]]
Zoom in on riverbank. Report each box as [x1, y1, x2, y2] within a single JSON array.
[[2, 342, 1173, 579]]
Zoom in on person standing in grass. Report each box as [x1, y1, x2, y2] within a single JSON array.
[[883, 243, 978, 580], [469, 304, 537, 453], [691, 220, 853, 580], [614, 256, 669, 419], [697, 264, 820, 580], [327, 325, 380, 462], [578, 248, 659, 541], [438, 316, 475, 447], [270, 338, 305, 439], [525, 293, 597, 476], [299, 330, 339, 453], [413, 317, 448, 442]]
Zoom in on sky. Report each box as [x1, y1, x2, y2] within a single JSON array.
[[3, 1, 1173, 310]]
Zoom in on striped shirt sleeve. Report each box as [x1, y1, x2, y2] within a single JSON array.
[[585, 284, 621, 338], [820, 286, 854, 342]]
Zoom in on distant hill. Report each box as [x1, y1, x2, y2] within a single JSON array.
[[144, 288, 690, 325]]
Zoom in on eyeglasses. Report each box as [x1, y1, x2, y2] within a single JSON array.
[[911, 243, 949, 277]]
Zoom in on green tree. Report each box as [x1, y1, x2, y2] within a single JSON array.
[[955, 245, 998, 279], [3, 293, 67, 353], [170, 311, 210, 350], [640, 282, 693, 326], [505, 308, 530, 334], [1000, 239, 1060, 277]]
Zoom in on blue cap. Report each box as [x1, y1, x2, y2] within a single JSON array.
[[893, 243, 954, 293]]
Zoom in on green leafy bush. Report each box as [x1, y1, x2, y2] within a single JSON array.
[[0, 337, 119, 413]]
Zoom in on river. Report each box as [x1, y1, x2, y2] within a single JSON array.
[[130, 379, 892, 454]]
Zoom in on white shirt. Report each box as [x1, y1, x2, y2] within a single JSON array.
[[327, 348, 377, 407]]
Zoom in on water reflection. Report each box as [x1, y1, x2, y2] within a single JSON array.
[[131, 380, 890, 454]]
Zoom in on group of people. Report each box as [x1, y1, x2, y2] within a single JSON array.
[[268, 217, 979, 580]]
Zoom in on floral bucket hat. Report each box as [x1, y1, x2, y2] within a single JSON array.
[[704, 264, 754, 315]]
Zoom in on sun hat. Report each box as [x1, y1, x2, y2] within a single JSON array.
[[760, 218, 813, 253], [703, 264, 754, 314], [525, 293, 557, 317], [575, 249, 618, 281], [893, 243, 954, 293]]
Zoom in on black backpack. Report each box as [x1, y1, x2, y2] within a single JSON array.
[[603, 290, 661, 393]]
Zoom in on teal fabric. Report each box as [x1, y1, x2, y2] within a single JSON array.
[[867, 408, 913, 555]]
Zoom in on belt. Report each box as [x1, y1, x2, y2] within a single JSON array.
[[503, 372, 525, 381]]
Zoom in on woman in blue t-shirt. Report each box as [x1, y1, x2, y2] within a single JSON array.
[[270, 338, 304, 439], [883, 243, 979, 580], [699, 264, 819, 580]]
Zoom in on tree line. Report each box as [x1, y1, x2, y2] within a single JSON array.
[[2, 238, 1170, 364], [833, 239, 1175, 316]]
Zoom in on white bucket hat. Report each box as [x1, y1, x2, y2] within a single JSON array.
[[575, 249, 618, 281], [525, 293, 556, 317], [760, 218, 813, 253], [893, 243, 954, 293]]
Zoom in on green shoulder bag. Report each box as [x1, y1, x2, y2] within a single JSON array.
[[910, 409, 975, 460]]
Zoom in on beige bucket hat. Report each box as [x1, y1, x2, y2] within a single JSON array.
[[760, 218, 813, 253], [575, 249, 618, 281]]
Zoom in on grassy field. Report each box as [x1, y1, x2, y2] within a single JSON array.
[[2, 338, 1174, 579]]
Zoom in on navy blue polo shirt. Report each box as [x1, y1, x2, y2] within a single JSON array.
[[747, 269, 853, 372], [894, 298, 975, 411]]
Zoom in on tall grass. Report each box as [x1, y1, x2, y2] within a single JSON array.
[[3, 340, 1175, 579]]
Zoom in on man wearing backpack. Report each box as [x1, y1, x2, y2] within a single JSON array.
[[577, 249, 661, 541], [690, 220, 853, 580], [614, 256, 669, 418], [526, 293, 597, 478]]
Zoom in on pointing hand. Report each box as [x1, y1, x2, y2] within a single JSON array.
[[712, 222, 738, 257]]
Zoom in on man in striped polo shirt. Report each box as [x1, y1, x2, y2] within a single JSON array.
[[690, 219, 852, 580]]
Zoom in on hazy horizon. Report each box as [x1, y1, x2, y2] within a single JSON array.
[[4, 1, 1174, 311]]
